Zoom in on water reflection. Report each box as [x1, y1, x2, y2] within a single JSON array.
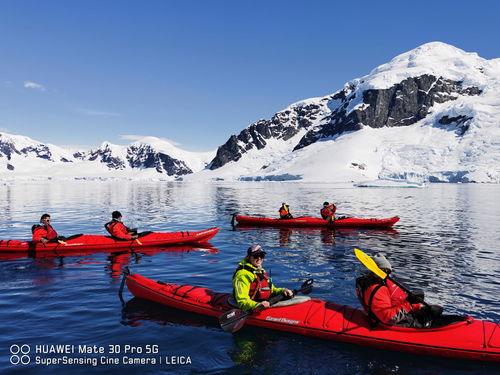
[[105, 245, 219, 279], [0, 245, 218, 280], [234, 225, 398, 248]]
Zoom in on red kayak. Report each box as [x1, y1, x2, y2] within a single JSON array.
[[0, 227, 219, 253], [235, 215, 400, 228], [125, 272, 500, 363]]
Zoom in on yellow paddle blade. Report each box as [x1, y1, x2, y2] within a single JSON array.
[[135, 238, 143, 245], [354, 248, 387, 279]]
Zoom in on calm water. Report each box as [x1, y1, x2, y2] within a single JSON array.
[[0, 181, 498, 375]]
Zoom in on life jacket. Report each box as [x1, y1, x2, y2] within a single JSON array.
[[105, 219, 131, 240], [31, 224, 58, 242], [356, 275, 418, 325], [279, 205, 291, 219], [104, 220, 118, 235], [320, 204, 336, 220], [356, 276, 384, 325], [233, 264, 272, 301]]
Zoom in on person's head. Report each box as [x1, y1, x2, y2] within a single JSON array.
[[373, 253, 392, 274], [40, 214, 51, 224], [323, 202, 329, 207], [246, 244, 267, 267], [112, 211, 122, 220], [282, 202, 287, 207]]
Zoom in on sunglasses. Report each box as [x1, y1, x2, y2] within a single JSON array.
[[252, 253, 265, 259]]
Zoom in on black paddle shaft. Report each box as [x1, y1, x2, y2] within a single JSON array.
[[219, 278, 313, 333]]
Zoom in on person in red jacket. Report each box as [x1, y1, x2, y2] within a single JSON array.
[[356, 253, 443, 328], [320, 202, 336, 221], [105, 211, 138, 240], [32, 214, 59, 243]]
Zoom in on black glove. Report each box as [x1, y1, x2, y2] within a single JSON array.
[[407, 289, 425, 304], [428, 304, 443, 318]]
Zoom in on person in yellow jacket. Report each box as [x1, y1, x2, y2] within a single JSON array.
[[232, 244, 293, 311]]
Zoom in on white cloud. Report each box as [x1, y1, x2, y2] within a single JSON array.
[[120, 134, 181, 146], [76, 108, 121, 117], [24, 81, 46, 91]]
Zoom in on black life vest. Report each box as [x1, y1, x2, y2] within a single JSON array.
[[356, 276, 385, 325], [104, 220, 117, 235]]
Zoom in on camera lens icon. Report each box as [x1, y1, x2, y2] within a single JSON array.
[[10, 345, 31, 365]]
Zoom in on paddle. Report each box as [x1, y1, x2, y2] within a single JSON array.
[[219, 278, 313, 333], [354, 248, 428, 307]]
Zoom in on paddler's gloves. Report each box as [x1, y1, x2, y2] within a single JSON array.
[[407, 289, 425, 304], [429, 304, 443, 318], [422, 304, 443, 319]]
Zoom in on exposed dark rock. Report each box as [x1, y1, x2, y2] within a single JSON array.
[[294, 74, 481, 150], [209, 102, 324, 169], [438, 115, 473, 135], [0, 140, 19, 160], [73, 152, 86, 160], [127, 145, 192, 176], [88, 145, 126, 169], [20, 145, 53, 160], [7, 163, 14, 170]]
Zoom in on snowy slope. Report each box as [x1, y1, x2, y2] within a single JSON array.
[[0, 132, 215, 180]]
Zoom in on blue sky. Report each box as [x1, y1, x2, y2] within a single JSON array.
[[0, 0, 499, 151]]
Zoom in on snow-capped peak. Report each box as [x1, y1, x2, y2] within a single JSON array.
[[354, 41, 494, 90]]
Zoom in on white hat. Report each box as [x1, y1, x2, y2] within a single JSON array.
[[373, 253, 392, 271]]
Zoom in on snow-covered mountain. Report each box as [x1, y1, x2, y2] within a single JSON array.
[[0, 133, 214, 179], [193, 42, 500, 183], [2, 42, 499, 183]]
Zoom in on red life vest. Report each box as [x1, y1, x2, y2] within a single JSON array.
[[279, 204, 293, 219], [31, 224, 58, 242], [320, 204, 336, 220], [249, 271, 272, 301], [234, 264, 272, 301], [105, 220, 132, 240], [358, 277, 421, 325]]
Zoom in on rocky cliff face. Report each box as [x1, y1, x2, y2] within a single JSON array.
[[87, 145, 127, 169], [209, 100, 328, 169], [127, 144, 192, 175], [294, 74, 481, 150], [208, 74, 482, 169]]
